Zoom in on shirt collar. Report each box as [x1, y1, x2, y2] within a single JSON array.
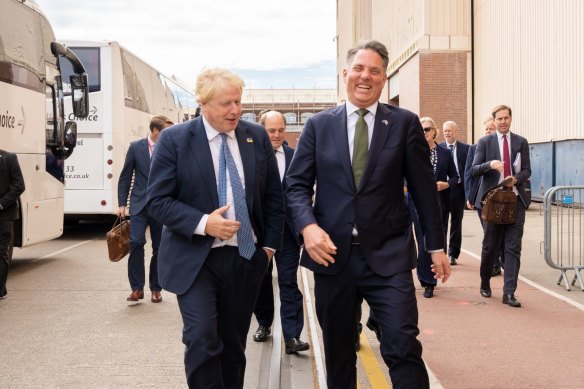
[[446, 141, 457, 147], [345, 101, 378, 117], [274, 145, 284, 153], [147, 135, 155, 147], [203, 115, 236, 141], [496, 131, 511, 140]]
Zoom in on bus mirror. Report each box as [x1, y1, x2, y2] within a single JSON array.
[[70, 74, 89, 118], [63, 121, 78, 159]]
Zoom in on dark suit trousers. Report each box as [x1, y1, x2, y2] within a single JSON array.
[[445, 184, 466, 259], [480, 200, 526, 294], [254, 225, 304, 340], [128, 208, 163, 291], [177, 246, 269, 389], [477, 209, 504, 269], [314, 245, 429, 389], [0, 220, 14, 297]]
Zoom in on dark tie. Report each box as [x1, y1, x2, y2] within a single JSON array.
[[448, 144, 461, 183], [502, 135, 512, 177], [218, 133, 255, 260], [352, 108, 369, 187]]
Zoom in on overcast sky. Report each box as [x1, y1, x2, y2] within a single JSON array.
[[36, 0, 337, 89]]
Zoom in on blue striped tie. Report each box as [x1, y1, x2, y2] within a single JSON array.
[[218, 133, 255, 260]]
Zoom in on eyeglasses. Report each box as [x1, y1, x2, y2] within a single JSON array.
[[423, 127, 434, 132]]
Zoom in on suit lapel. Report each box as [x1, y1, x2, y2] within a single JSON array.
[[359, 103, 392, 190], [235, 125, 255, 209], [189, 118, 219, 207], [331, 105, 355, 190], [140, 138, 150, 172]]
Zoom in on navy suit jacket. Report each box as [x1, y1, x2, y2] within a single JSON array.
[[147, 117, 284, 295], [118, 138, 151, 215], [464, 144, 480, 204], [433, 145, 459, 206], [281, 144, 297, 235], [286, 103, 444, 277], [440, 141, 469, 192], [471, 132, 531, 209]]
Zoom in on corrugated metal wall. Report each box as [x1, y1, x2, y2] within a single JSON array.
[[474, 0, 584, 143]]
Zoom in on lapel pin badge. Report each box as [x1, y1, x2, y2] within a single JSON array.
[[246, 138, 253, 143], [382, 120, 388, 125]]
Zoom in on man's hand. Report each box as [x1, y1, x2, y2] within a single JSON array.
[[466, 200, 475, 210], [117, 206, 126, 218], [263, 248, 274, 262], [205, 205, 241, 240], [490, 160, 504, 173], [504, 175, 517, 188], [436, 181, 449, 191], [430, 251, 451, 283], [301, 223, 337, 267]]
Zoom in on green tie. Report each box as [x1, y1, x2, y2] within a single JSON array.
[[352, 108, 369, 187]]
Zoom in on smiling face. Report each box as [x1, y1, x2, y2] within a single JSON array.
[[343, 48, 387, 108], [200, 85, 242, 133]]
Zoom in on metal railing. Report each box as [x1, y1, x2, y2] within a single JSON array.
[[543, 186, 584, 291]]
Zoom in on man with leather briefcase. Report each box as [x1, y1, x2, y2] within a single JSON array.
[[471, 105, 531, 308]]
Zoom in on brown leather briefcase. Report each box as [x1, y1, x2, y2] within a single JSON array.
[[481, 178, 517, 225], [106, 216, 131, 262]]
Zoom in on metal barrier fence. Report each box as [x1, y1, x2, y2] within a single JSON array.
[[543, 186, 584, 291]]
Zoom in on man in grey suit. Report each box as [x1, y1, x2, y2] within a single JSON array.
[[118, 115, 174, 303], [0, 150, 25, 299], [471, 105, 531, 307]]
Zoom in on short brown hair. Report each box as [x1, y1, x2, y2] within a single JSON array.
[[346, 40, 389, 73], [492, 105, 512, 119], [150, 115, 173, 132]]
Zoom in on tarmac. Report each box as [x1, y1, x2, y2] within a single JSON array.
[[416, 205, 584, 388]]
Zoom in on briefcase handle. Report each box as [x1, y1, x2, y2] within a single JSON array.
[[111, 215, 127, 229], [484, 177, 514, 194]]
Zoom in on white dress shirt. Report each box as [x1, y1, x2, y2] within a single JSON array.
[[195, 116, 257, 247], [273, 145, 285, 182]]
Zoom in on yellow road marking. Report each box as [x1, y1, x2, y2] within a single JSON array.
[[358, 333, 391, 388]]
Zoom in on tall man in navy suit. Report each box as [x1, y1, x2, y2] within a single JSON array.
[[252, 110, 309, 354], [286, 40, 450, 389], [472, 105, 531, 307], [0, 150, 25, 299], [440, 121, 470, 266], [118, 115, 174, 303], [147, 68, 283, 388]]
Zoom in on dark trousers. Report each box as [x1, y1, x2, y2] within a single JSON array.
[[128, 208, 163, 291], [314, 245, 429, 389], [480, 200, 526, 294], [254, 226, 304, 341], [444, 184, 465, 259], [477, 209, 504, 269], [0, 221, 14, 297], [177, 247, 269, 389], [407, 194, 436, 287]]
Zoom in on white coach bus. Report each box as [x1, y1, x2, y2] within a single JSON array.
[[0, 0, 89, 246], [60, 40, 198, 219]]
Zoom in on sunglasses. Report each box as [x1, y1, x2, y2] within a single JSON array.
[[423, 127, 434, 132]]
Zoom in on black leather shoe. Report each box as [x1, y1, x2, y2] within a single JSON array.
[[253, 325, 271, 342], [366, 317, 382, 342], [285, 337, 310, 354], [423, 285, 435, 298], [480, 279, 491, 298], [449, 257, 458, 266], [492, 267, 502, 276], [502, 294, 521, 307]]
